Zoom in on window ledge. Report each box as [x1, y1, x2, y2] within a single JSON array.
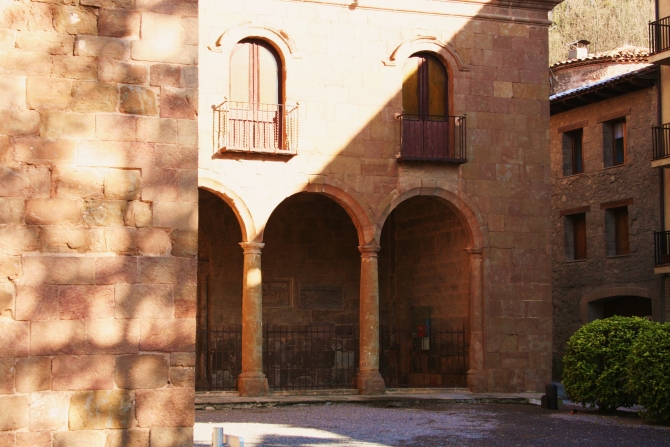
[[601, 164, 628, 171], [565, 258, 588, 263], [561, 172, 586, 179], [606, 253, 630, 259]]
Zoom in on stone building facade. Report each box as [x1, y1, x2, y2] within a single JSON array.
[[198, 0, 559, 398], [549, 49, 664, 376], [0, 0, 199, 445], [0, 0, 560, 444]]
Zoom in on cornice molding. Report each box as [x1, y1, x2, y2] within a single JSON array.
[[280, 0, 555, 25]]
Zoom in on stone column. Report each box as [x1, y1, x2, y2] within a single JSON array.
[[357, 244, 385, 395], [466, 248, 487, 392], [237, 242, 269, 396]]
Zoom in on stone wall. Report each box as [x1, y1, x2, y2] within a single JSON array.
[[200, 0, 558, 392], [550, 86, 663, 375], [0, 0, 198, 443]]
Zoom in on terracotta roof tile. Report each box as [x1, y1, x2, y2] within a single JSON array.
[[551, 45, 649, 69]]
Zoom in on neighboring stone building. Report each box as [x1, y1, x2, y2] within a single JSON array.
[[549, 46, 663, 377], [197, 0, 559, 398], [0, 0, 560, 444]]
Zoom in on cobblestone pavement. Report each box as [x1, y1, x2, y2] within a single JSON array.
[[194, 402, 670, 447]]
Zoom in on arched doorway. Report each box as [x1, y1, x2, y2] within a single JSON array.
[[262, 193, 361, 390], [379, 196, 471, 388], [196, 189, 244, 391]]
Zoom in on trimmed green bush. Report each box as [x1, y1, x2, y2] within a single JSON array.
[[627, 323, 670, 422], [562, 316, 655, 411]]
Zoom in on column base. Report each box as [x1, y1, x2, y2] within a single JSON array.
[[237, 373, 269, 397], [357, 371, 385, 395], [467, 369, 488, 393]]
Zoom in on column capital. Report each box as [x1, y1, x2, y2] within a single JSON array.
[[465, 247, 483, 259], [358, 244, 381, 258], [239, 242, 265, 254]]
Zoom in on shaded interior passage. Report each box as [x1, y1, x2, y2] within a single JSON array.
[[197, 189, 244, 390], [379, 196, 471, 387], [588, 295, 653, 322], [261, 193, 361, 390]]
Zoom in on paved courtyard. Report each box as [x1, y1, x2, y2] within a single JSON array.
[[194, 402, 670, 447]]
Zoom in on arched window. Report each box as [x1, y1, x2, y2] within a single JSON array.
[[218, 39, 298, 153], [400, 53, 464, 162], [402, 53, 447, 117], [230, 39, 281, 105]]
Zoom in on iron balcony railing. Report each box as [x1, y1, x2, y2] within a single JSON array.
[[399, 114, 466, 162], [652, 124, 670, 160], [654, 231, 670, 266], [213, 101, 298, 155], [649, 16, 670, 55]]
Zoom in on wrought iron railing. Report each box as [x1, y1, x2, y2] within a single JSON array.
[[196, 326, 242, 391], [652, 124, 670, 160], [213, 101, 298, 154], [264, 324, 359, 390], [197, 322, 468, 391], [649, 16, 670, 55], [654, 231, 670, 266], [380, 324, 468, 388], [399, 114, 466, 162]]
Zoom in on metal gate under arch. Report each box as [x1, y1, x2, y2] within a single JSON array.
[[196, 324, 467, 391]]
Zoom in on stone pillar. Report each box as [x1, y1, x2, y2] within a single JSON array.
[[467, 248, 487, 392], [237, 242, 269, 396], [357, 244, 386, 395]]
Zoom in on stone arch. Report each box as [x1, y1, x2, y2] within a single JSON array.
[[580, 286, 661, 323], [209, 21, 301, 60], [257, 177, 375, 247], [198, 177, 257, 242], [374, 184, 487, 251], [383, 36, 471, 72]]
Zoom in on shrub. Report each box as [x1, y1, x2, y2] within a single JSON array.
[[562, 316, 655, 411], [627, 323, 670, 422]]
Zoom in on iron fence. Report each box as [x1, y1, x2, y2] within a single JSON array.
[[650, 16, 670, 55], [399, 114, 466, 162], [196, 326, 242, 391], [197, 323, 468, 391], [652, 124, 670, 160], [213, 101, 299, 154], [380, 324, 468, 388], [264, 324, 359, 390], [654, 231, 670, 266]]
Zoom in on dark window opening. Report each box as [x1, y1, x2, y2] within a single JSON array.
[[603, 119, 626, 167], [562, 129, 583, 176]]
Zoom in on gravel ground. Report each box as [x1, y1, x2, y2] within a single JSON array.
[[194, 402, 670, 447]]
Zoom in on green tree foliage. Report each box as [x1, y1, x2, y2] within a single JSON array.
[[549, 0, 655, 65], [627, 323, 670, 422], [562, 316, 655, 411]]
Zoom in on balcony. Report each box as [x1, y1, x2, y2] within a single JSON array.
[[398, 114, 467, 163], [213, 101, 298, 156], [652, 124, 670, 167], [654, 231, 670, 273], [648, 17, 670, 64]]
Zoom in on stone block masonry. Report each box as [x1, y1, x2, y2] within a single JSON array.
[[0, 0, 198, 443]]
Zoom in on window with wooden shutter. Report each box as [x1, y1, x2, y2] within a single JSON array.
[[571, 129, 584, 174], [613, 207, 629, 255], [573, 213, 587, 260], [230, 39, 280, 105], [564, 212, 587, 261], [612, 120, 626, 166]]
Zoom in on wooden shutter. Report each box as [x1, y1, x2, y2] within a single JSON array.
[[571, 129, 583, 174], [573, 214, 587, 260], [613, 121, 626, 165], [614, 207, 629, 255], [402, 57, 420, 115]]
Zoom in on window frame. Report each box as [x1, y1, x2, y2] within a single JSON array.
[[562, 128, 584, 176], [602, 118, 627, 168], [605, 206, 630, 256], [564, 212, 587, 261], [229, 38, 283, 106]]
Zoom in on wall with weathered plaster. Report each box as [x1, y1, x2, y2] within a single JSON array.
[[0, 0, 198, 443], [199, 0, 557, 392]]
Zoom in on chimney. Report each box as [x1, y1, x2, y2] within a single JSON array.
[[568, 40, 590, 59]]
